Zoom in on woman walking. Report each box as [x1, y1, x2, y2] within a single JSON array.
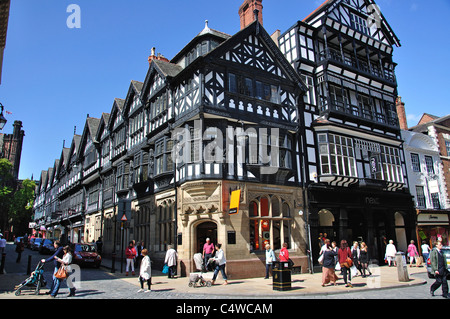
[[321, 241, 338, 287], [385, 240, 397, 267], [359, 242, 372, 277], [51, 245, 75, 297], [351, 241, 363, 277], [164, 245, 178, 278], [125, 241, 137, 276], [264, 244, 277, 279], [338, 240, 353, 288], [211, 244, 228, 285], [138, 249, 152, 293], [408, 240, 419, 267]]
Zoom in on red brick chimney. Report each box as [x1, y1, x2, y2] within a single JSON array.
[[148, 47, 169, 65], [395, 96, 408, 130], [239, 0, 263, 30]]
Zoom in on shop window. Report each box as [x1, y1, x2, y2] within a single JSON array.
[[249, 196, 292, 251]]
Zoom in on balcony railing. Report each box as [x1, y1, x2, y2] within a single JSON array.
[[318, 48, 396, 84], [319, 96, 399, 128]]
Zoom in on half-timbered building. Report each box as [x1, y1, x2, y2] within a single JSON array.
[[134, 5, 308, 276], [279, 0, 416, 263]]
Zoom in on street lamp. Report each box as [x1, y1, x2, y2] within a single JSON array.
[[0, 103, 7, 130]]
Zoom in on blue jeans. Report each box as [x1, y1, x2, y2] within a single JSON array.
[[49, 267, 61, 297], [212, 264, 227, 281], [265, 263, 273, 278]]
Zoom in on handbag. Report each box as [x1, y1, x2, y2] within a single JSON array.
[[55, 265, 68, 279], [162, 264, 169, 274], [345, 257, 353, 267], [318, 254, 324, 265]]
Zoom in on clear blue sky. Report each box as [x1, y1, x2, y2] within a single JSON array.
[[0, 0, 449, 181]]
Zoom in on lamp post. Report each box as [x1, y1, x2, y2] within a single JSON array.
[[0, 103, 7, 130]]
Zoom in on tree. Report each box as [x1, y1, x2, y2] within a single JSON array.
[[0, 158, 13, 234], [9, 179, 36, 236]]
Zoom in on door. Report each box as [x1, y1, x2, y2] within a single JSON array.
[[196, 221, 217, 254]]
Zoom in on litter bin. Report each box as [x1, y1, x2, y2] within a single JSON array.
[[395, 252, 409, 282], [272, 261, 291, 291]]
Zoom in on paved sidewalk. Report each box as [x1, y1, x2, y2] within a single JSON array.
[[97, 257, 428, 297], [0, 247, 427, 298]]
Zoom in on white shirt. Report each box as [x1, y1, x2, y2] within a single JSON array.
[[213, 249, 226, 266], [421, 244, 430, 254]]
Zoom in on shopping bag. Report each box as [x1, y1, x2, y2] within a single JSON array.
[[350, 265, 358, 277], [162, 264, 169, 274]]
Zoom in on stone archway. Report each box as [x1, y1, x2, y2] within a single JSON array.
[[195, 221, 218, 255]]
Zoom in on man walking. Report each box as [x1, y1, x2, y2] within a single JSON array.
[[430, 241, 449, 298]]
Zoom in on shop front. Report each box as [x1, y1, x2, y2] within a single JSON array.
[[417, 210, 450, 248], [176, 180, 308, 279], [308, 184, 416, 264]]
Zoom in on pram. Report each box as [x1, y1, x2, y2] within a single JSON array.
[[14, 260, 47, 296], [188, 253, 212, 288]]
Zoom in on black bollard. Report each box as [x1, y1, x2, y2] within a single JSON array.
[[0, 253, 5, 274], [27, 255, 32, 275], [111, 253, 116, 273]]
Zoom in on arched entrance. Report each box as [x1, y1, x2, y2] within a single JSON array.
[[395, 212, 408, 252], [318, 209, 336, 243], [195, 221, 217, 254]]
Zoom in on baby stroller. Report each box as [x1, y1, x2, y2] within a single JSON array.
[[188, 253, 212, 288], [14, 260, 47, 296]]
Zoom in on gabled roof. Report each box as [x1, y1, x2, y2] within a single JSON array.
[[78, 116, 100, 161], [57, 147, 70, 176], [107, 98, 125, 131], [95, 112, 110, 142], [38, 170, 48, 193], [68, 134, 82, 166], [123, 80, 144, 117], [204, 19, 305, 89], [303, 0, 401, 47]]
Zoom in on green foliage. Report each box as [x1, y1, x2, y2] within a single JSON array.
[[0, 159, 36, 235]]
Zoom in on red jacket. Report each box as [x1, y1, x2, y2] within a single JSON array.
[[279, 247, 289, 262], [126, 247, 137, 259], [338, 247, 352, 264]]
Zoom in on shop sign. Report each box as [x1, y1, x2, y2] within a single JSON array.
[[229, 189, 241, 215], [365, 197, 380, 205], [417, 213, 449, 224]]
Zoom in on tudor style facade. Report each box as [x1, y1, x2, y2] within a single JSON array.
[[279, 0, 416, 263], [32, 7, 309, 279], [31, 0, 420, 277]]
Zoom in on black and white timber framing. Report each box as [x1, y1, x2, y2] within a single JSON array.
[[279, 0, 416, 263]]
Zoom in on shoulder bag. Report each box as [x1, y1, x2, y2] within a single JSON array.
[[55, 265, 68, 279]]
